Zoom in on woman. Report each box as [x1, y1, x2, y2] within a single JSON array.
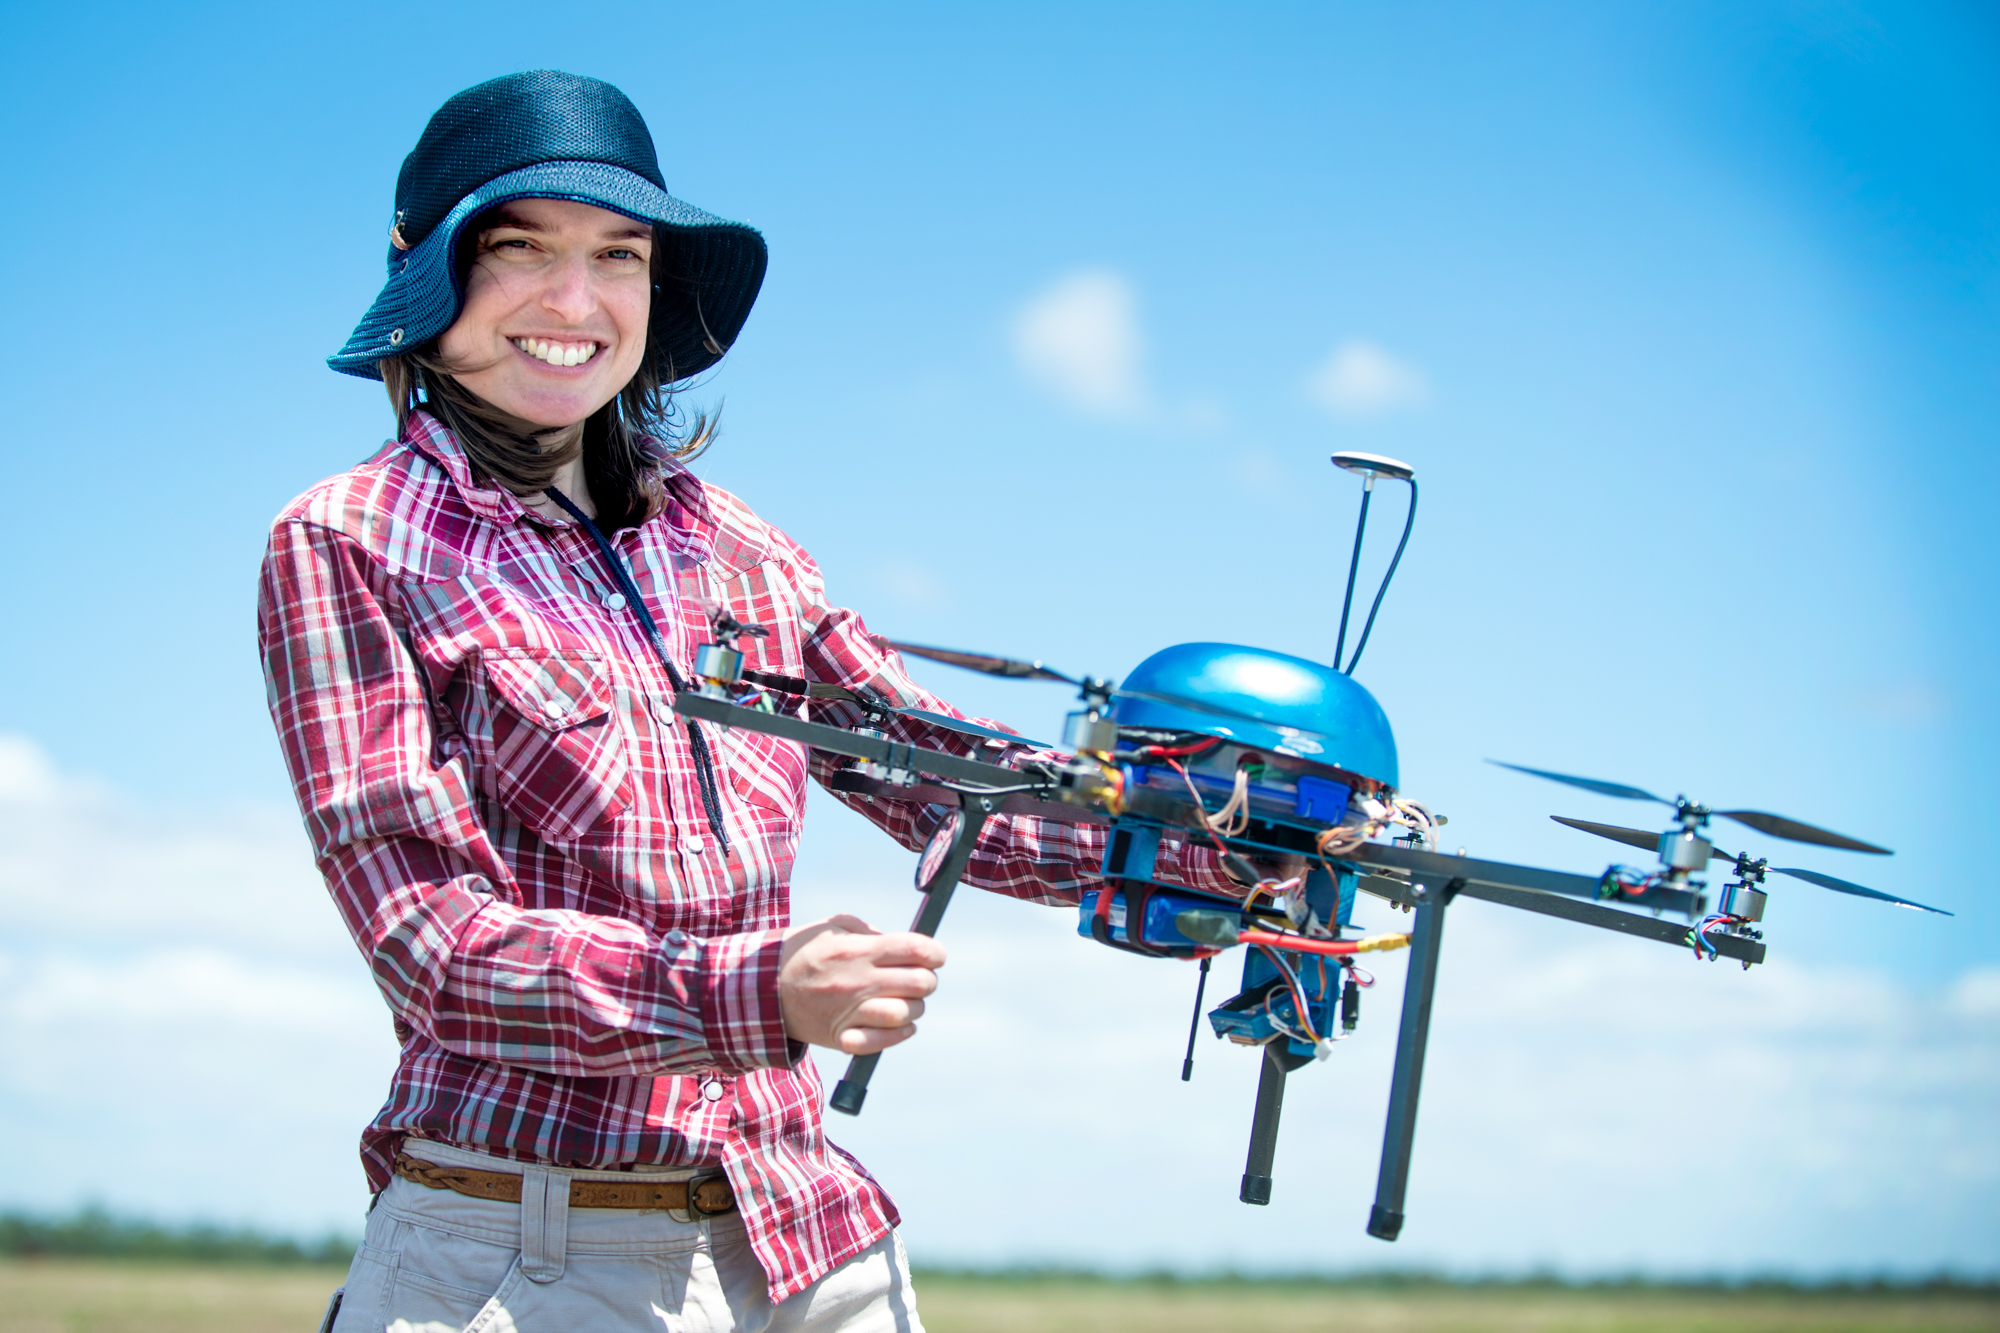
[[261, 70, 1235, 1332]]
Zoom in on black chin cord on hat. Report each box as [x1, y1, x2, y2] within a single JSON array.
[[544, 485, 731, 855]]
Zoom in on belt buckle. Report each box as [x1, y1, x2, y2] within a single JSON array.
[[685, 1174, 732, 1218]]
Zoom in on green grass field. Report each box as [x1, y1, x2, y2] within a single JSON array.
[[3, 1261, 1997, 1333]]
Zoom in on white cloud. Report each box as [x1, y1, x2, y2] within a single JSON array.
[[1011, 270, 1150, 419], [1953, 967, 2000, 1017], [0, 735, 59, 800], [0, 735, 395, 1232], [1307, 339, 1429, 417]]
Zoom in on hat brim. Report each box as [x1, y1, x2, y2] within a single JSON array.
[[328, 161, 767, 384]]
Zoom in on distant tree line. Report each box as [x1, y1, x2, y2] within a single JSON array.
[[0, 1209, 1992, 1292], [906, 1267, 2000, 1295], [0, 1206, 355, 1265]]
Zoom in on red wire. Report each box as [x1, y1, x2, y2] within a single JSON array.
[[1239, 928, 1371, 958], [1133, 737, 1223, 760]]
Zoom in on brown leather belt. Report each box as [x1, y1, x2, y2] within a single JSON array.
[[394, 1154, 735, 1216]]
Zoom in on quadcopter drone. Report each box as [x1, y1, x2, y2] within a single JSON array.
[[675, 450, 1948, 1241]]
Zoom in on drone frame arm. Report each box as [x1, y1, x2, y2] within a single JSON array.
[[1356, 869, 1765, 966], [673, 692, 1033, 790]]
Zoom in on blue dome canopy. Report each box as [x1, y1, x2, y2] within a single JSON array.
[[1113, 643, 1399, 789]]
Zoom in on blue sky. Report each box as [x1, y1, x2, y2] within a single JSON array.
[[1, 0, 1994, 1277]]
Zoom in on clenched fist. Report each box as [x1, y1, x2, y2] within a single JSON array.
[[778, 915, 947, 1054]]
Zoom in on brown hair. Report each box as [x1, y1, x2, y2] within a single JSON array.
[[377, 220, 717, 532]]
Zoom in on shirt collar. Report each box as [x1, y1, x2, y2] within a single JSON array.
[[400, 410, 531, 525], [399, 409, 718, 564]]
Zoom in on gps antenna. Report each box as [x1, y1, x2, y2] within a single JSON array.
[[1180, 955, 1212, 1082], [1332, 477, 1372, 670], [1330, 453, 1417, 677]]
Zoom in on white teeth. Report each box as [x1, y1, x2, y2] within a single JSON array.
[[512, 338, 598, 366]]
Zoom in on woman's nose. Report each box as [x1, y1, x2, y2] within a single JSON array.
[[540, 252, 597, 322]]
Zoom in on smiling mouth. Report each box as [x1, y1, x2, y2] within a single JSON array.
[[512, 337, 600, 367]]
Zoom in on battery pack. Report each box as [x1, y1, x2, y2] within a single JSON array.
[[1077, 885, 1240, 954]]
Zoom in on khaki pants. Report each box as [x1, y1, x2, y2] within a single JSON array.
[[324, 1140, 923, 1333]]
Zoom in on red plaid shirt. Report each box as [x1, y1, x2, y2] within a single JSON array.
[[257, 412, 1231, 1301]]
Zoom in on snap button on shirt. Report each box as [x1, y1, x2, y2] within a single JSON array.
[[604, 592, 628, 610], [686, 834, 706, 854]]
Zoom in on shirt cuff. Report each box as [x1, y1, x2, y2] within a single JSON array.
[[696, 927, 799, 1074]]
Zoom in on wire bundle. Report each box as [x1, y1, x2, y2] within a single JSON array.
[[1258, 944, 1334, 1059], [1316, 794, 1439, 859], [1686, 912, 1745, 961], [1595, 865, 1665, 901]]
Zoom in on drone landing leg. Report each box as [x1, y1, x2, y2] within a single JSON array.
[[1241, 1040, 1312, 1205], [829, 793, 997, 1116], [1366, 880, 1456, 1240]]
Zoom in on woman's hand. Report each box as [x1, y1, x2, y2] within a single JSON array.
[[778, 915, 946, 1054]]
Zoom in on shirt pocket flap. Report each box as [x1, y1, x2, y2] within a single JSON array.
[[481, 649, 614, 731]]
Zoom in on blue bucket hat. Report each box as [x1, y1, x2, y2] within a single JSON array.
[[329, 70, 767, 383]]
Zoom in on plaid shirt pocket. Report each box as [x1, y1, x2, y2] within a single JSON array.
[[711, 722, 808, 817], [479, 647, 635, 842]]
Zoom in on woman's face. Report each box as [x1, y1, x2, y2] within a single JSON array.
[[437, 198, 653, 428]]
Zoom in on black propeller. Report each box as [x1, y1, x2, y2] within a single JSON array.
[[1497, 763, 1665, 803], [741, 667, 1048, 749], [880, 637, 1347, 749], [893, 706, 1050, 750], [1549, 815, 1717, 859], [1549, 816, 1950, 915], [1771, 867, 1950, 916], [879, 639, 1082, 686], [1494, 761, 1892, 855], [1717, 810, 1887, 855]]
